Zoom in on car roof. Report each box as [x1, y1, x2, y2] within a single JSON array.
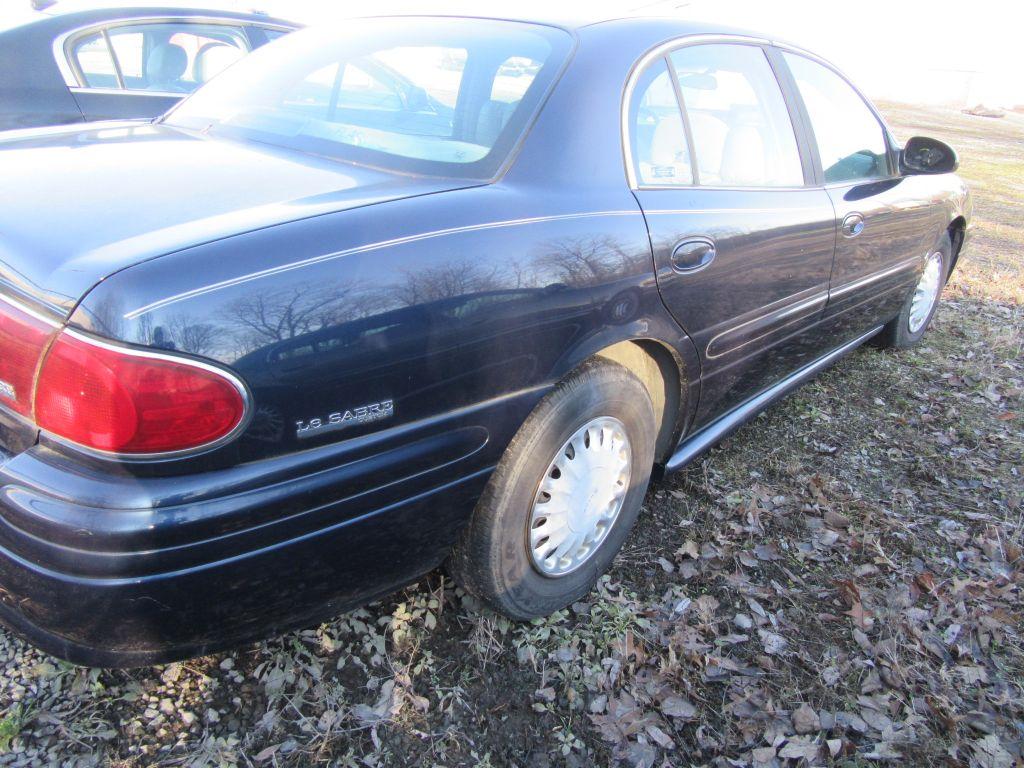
[[2, 1, 297, 32], [31, 0, 272, 15], [319, 8, 773, 49]]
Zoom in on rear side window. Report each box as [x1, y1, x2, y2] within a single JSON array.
[[108, 23, 248, 93], [782, 52, 890, 184], [669, 44, 804, 187], [70, 22, 249, 93], [73, 32, 119, 88], [629, 59, 692, 186]]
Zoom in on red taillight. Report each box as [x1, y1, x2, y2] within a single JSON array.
[[34, 331, 247, 455], [0, 296, 59, 417]]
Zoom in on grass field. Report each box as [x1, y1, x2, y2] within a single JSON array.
[[0, 103, 1021, 768]]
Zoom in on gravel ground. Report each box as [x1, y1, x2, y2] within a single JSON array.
[[0, 103, 1021, 768]]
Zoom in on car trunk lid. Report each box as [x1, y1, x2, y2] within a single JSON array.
[[0, 121, 478, 314]]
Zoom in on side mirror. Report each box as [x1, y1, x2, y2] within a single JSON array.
[[900, 136, 959, 175]]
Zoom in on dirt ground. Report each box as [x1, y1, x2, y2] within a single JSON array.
[[0, 102, 1021, 768]]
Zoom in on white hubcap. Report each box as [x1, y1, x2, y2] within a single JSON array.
[[528, 417, 632, 577], [908, 252, 943, 333]]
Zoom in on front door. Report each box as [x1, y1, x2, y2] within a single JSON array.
[[778, 51, 945, 339], [628, 42, 837, 427]]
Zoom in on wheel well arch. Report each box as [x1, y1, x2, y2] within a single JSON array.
[[948, 216, 967, 274], [591, 339, 686, 463]]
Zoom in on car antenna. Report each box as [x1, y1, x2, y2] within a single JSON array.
[[31, 0, 59, 9]]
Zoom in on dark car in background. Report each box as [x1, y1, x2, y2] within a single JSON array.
[[0, 2, 296, 131], [0, 13, 970, 666]]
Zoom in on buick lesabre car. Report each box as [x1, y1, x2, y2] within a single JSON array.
[[0, 2, 296, 131], [0, 13, 970, 665]]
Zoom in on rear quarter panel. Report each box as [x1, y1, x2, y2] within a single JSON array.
[[0, 25, 84, 132], [69, 183, 692, 471]]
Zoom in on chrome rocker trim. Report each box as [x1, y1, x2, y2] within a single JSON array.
[[664, 325, 882, 473]]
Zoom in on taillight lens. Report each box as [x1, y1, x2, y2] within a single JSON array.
[[34, 331, 247, 455], [0, 297, 58, 417]]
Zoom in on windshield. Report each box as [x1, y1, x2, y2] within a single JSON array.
[[165, 17, 572, 180]]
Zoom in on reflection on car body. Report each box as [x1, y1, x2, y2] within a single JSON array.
[[0, 12, 970, 666]]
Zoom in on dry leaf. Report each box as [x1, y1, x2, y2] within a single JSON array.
[[792, 703, 821, 734], [661, 696, 697, 720], [758, 630, 788, 656]]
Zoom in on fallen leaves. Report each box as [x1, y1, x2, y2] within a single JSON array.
[[757, 630, 788, 656], [791, 703, 820, 735]]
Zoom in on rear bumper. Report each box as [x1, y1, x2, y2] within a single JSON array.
[[0, 390, 542, 666], [0, 468, 489, 667]]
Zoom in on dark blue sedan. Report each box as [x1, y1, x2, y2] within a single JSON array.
[[0, 2, 296, 131], [0, 12, 970, 666]]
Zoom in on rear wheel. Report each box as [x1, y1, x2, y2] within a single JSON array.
[[449, 359, 656, 619], [875, 233, 951, 349]]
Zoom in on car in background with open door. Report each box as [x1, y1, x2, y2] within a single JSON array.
[[0, 2, 297, 131]]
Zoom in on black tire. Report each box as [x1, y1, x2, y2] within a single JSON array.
[[449, 358, 657, 619], [875, 233, 952, 349]]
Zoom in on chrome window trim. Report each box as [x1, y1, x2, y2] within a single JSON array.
[[635, 184, 811, 194], [623, 34, 774, 192], [53, 16, 292, 89], [39, 328, 254, 463], [69, 86, 184, 98], [621, 33, 897, 192]]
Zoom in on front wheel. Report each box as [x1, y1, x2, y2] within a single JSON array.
[[449, 358, 656, 619], [875, 233, 951, 349]]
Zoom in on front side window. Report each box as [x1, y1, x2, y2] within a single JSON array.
[[165, 18, 572, 180], [669, 44, 804, 187], [782, 52, 890, 184]]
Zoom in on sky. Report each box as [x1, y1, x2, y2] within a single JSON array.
[[277, 0, 1019, 108], [4, 0, 1018, 107]]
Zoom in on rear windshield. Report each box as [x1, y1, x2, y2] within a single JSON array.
[[164, 17, 572, 180]]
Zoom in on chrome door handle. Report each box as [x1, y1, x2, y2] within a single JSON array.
[[841, 213, 865, 238], [670, 238, 716, 273]]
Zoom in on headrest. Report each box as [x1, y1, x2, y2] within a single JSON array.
[[146, 43, 188, 85], [194, 42, 244, 83]]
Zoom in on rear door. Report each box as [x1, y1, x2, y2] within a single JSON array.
[[776, 50, 943, 337], [66, 21, 251, 122], [628, 41, 837, 427]]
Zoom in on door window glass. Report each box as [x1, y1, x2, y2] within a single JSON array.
[[108, 32, 143, 79], [72, 32, 119, 88], [104, 23, 247, 93], [783, 52, 890, 183], [670, 44, 803, 187], [629, 59, 692, 186]]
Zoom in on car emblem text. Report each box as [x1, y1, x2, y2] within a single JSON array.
[[295, 399, 394, 439]]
